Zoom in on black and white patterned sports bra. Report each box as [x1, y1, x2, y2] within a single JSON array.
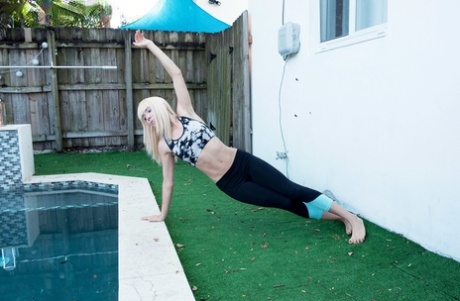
[[164, 116, 215, 166]]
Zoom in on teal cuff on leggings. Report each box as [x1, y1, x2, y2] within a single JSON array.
[[305, 194, 333, 219]]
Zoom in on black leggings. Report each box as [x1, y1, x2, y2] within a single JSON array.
[[216, 150, 321, 218]]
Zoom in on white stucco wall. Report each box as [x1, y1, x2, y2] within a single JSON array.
[[249, 0, 460, 261]]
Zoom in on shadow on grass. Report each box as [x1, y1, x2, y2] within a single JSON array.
[[35, 151, 460, 301]]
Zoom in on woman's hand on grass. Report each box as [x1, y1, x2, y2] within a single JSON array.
[[141, 215, 165, 222]]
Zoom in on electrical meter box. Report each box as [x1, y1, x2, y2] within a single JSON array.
[[278, 22, 301, 58]]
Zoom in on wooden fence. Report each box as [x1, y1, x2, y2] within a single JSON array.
[[0, 12, 251, 152], [206, 12, 251, 151]]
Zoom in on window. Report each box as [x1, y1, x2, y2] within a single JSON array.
[[317, 0, 387, 51], [320, 0, 350, 42]]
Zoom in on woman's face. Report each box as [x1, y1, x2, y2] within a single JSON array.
[[142, 106, 156, 127]]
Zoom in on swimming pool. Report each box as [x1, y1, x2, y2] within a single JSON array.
[[0, 181, 119, 301]]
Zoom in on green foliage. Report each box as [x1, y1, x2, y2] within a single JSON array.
[[0, 0, 25, 31], [0, 0, 112, 29]]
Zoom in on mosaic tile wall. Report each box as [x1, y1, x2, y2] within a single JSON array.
[[23, 181, 119, 194], [0, 129, 30, 248], [0, 130, 22, 191], [0, 190, 28, 247]]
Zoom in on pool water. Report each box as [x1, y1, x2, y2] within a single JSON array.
[[0, 189, 118, 301]]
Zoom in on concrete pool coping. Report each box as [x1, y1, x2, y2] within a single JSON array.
[[24, 172, 195, 301]]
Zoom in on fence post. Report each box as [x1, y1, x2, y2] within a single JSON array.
[[47, 29, 63, 151], [233, 11, 252, 152], [124, 31, 135, 149]]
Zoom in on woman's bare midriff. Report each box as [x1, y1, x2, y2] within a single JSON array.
[[195, 137, 237, 183]]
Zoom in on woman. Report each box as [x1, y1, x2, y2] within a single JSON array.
[[134, 31, 366, 244]]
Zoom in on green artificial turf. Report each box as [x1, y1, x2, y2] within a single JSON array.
[[34, 151, 460, 301]]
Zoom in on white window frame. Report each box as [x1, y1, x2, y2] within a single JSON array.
[[310, 0, 388, 53]]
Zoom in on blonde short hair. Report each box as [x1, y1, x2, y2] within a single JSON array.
[[137, 97, 176, 164]]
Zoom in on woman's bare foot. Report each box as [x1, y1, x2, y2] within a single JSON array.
[[348, 215, 366, 244], [342, 219, 352, 235], [327, 202, 366, 244], [320, 211, 352, 235], [320, 202, 366, 243]]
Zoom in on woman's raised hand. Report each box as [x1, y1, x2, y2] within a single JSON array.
[[133, 30, 154, 48]]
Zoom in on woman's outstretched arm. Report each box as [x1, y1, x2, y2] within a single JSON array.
[[133, 30, 196, 117], [141, 140, 175, 222]]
